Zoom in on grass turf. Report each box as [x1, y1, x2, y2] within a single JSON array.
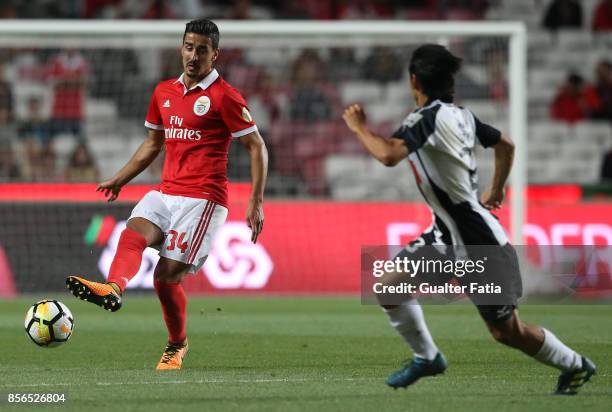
[[1, 295, 611, 411]]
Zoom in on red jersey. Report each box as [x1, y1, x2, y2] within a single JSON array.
[[550, 86, 602, 124], [145, 69, 257, 207], [593, 2, 612, 32], [49, 52, 88, 120]]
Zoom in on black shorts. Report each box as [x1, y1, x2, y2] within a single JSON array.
[[394, 224, 523, 323]]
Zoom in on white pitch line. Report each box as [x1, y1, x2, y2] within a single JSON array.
[[96, 377, 367, 386], [1, 374, 607, 389], [0, 377, 369, 388], [0, 382, 73, 388]]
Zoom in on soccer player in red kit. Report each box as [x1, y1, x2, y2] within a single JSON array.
[[66, 19, 268, 370]]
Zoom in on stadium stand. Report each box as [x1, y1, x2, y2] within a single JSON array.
[[0, 0, 610, 200]]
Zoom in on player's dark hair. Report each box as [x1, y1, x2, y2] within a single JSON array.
[[568, 73, 583, 86], [409, 44, 462, 103], [184, 19, 219, 49]]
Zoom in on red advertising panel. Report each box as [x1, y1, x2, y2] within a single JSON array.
[[181, 202, 612, 294], [1, 184, 611, 295]]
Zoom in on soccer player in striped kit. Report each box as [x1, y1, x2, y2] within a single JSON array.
[[343, 44, 595, 395]]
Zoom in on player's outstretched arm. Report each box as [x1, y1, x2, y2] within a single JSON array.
[[342, 104, 409, 167], [97, 129, 165, 202], [240, 130, 268, 243], [482, 133, 515, 210]]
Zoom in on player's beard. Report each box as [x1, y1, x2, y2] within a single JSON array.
[[186, 66, 214, 85], [185, 62, 198, 77]]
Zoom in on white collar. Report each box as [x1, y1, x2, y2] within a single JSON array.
[[175, 69, 219, 94], [416, 99, 442, 113]]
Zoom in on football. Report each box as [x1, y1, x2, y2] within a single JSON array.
[[24, 299, 74, 347]]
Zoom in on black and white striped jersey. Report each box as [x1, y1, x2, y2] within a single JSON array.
[[392, 99, 509, 246]]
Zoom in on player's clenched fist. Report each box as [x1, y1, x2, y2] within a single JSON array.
[[97, 178, 122, 202], [481, 188, 505, 210], [342, 104, 367, 133]]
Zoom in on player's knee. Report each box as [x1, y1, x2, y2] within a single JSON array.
[[488, 325, 515, 346], [153, 259, 189, 283], [154, 271, 184, 283], [487, 319, 524, 348], [126, 217, 163, 246]]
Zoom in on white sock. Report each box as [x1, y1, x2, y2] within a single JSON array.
[[383, 299, 439, 360], [534, 328, 582, 372]]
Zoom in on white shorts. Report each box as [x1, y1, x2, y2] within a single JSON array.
[[129, 190, 228, 273]]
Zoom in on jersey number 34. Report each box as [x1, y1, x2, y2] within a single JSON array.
[[166, 230, 188, 253]]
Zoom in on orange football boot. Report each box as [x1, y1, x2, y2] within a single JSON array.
[[156, 341, 189, 370], [66, 276, 122, 312]]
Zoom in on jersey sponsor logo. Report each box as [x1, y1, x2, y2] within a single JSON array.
[[166, 115, 202, 140], [162, 99, 171, 108], [165, 127, 202, 141], [241, 107, 252, 122], [193, 95, 211, 116]]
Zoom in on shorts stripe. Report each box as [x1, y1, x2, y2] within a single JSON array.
[[188, 203, 215, 264], [187, 201, 212, 264], [188, 202, 216, 264]]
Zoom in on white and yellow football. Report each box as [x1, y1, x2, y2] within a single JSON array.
[[24, 299, 74, 347]]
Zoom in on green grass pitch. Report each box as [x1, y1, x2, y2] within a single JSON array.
[[1, 296, 611, 411]]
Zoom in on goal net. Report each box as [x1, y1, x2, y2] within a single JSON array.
[[0, 20, 528, 295]]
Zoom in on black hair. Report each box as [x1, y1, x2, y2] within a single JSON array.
[[409, 44, 462, 103], [568, 73, 583, 86], [184, 19, 220, 49]]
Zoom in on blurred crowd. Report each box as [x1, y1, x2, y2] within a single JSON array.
[[0, 48, 98, 182], [0, 0, 500, 190], [0, 0, 493, 20], [551, 60, 612, 124], [542, 0, 612, 32], [0, 0, 611, 191], [542, 1, 612, 124], [0, 34, 506, 192], [541, 0, 612, 182]]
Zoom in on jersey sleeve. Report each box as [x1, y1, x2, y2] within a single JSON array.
[[390, 107, 437, 152], [220, 89, 258, 139], [144, 86, 163, 130], [472, 113, 501, 148]]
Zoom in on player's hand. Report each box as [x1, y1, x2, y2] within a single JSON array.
[[481, 188, 504, 210], [246, 199, 264, 243], [342, 104, 367, 133], [97, 178, 122, 202]]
